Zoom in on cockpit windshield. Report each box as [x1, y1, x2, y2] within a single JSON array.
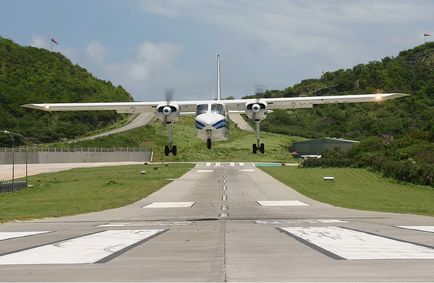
[[196, 104, 208, 115], [211, 103, 225, 115]]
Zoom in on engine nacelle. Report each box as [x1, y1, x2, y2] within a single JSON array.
[[245, 101, 268, 122], [156, 103, 180, 124]]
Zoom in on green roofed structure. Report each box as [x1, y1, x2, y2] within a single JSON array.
[[291, 138, 359, 157]]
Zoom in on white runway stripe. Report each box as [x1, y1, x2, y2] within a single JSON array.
[[0, 229, 165, 265], [239, 169, 255, 172], [257, 200, 309, 206], [143, 202, 195, 208], [197, 169, 213, 173], [230, 162, 235, 167], [239, 162, 245, 166], [398, 226, 434, 233], [215, 162, 221, 167], [281, 226, 434, 260], [205, 162, 211, 167], [0, 231, 51, 241]]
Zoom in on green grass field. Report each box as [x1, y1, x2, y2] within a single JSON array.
[[55, 116, 303, 162], [261, 167, 434, 216], [0, 163, 193, 222]]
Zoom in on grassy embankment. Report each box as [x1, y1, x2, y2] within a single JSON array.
[[55, 116, 303, 162], [0, 163, 194, 222], [261, 166, 434, 216]]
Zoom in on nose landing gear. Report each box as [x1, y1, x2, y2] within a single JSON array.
[[252, 121, 265, 154]]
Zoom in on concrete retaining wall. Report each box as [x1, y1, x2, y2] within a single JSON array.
[[0, 151, 152, 164]]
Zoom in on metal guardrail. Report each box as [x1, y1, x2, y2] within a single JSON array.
[[1, 147, 151, 153], [0, 181, 27, 193]]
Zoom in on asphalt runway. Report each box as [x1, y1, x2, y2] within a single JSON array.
[[0, 162, 433, 281]]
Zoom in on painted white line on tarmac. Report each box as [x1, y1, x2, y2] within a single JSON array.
[[257, 200, 309, 207], [0, 231, 51, 241], [0, 229, 165, 265], [398, 226, 434, 233], [205, 162, 211, 167], [239, 162, 245, 166], [230, 162, 235, 167], [215, 162, 221, 167], [255, 219, 347, 225], [97, 221, 192, 227], [281, 226, 434, 260], [143, 202, 195, 208], [239, 169, 255, 172], [197, 169, 213, 173]]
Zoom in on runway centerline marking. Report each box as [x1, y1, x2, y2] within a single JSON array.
[[0, 229, 166, 265], [143, 202, 195, 208], [197, 169, 213, 173], [398, 226, 434, 233], [257, 200, 309, 207], [280, 226, 434, 260], [0, 231, 51, 241]]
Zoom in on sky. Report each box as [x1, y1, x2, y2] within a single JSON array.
[[1, 0, 433, 101]]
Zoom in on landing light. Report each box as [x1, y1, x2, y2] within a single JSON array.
[[375, 93, 383, 101], [44, 104, 50, 109]]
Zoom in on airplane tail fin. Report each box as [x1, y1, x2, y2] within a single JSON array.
[[217, 55, 221, 101]]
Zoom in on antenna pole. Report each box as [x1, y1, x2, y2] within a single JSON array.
[[217, 55, 221, 100]]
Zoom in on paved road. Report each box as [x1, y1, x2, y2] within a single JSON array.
[[78, 113, 155, 141], [0, 162, 145, 180], [0, 162, 433, 281], [229, 113, 254, 132]]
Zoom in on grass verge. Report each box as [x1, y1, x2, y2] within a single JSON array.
[[54, 116, 303, 162], [0, 163, 194, 222], [261, 166, 434, 216]]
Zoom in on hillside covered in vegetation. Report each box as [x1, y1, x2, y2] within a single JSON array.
[[250, 43, 433, 186], [0, 37, 132, 146]]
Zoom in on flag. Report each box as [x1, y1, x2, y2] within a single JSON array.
[[424, 33, 431, 37], [51, 38, 59, 45]]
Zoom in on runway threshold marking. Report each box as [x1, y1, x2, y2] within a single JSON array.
[[0, 231, 51, 241], [398, 226, 434, 233], [97, 221, 192, 227], [197, 169, 213, 173], [239, 162, 245, 166], [205, 162, 211, 167], [257, 200, 309, 206], [215, 162, 221, 167], [239, 169, 255, 172], [280, 226, 434, 260], [255, 219, 347, 225], [230, 162, 235, 167], [0, 229, 166, 265], [143, 202, 195, 208]]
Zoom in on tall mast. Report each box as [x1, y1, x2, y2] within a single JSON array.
[[217, 55, 221, 100]]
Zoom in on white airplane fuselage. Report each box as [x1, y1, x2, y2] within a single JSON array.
[[195, 108, 229, 141]]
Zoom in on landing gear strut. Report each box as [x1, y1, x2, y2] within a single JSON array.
[[252, 121, 265, 154], [164, 123, 177, 156], [206, 130, 212, 149]]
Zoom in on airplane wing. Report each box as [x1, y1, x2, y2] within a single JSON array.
[[223, 93, 410, 112], [22, 93, 409, 114]]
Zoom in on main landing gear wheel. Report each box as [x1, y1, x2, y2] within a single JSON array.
[[252, 143, 265, 154], [164, 145, 177, 156], [207, 138, 212, 149]]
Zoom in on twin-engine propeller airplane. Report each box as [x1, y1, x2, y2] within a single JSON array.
[[23, 55, 409, 156]]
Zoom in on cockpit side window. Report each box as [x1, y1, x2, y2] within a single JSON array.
[[196, 104, 209, 115], [211, 104, 225, 115]]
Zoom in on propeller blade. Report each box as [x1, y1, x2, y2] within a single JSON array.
[[164, 87, 175, 104], [254, 84, 266, 100]]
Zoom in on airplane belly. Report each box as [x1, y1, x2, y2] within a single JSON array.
[[197, 128, 228, 141]]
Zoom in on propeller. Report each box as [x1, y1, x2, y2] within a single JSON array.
[[163, 87, 175, 123], [252, 84, 266, 114]]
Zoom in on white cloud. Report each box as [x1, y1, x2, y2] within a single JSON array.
[[29, 35, 50, 49], [85, 41, 107, 63]]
